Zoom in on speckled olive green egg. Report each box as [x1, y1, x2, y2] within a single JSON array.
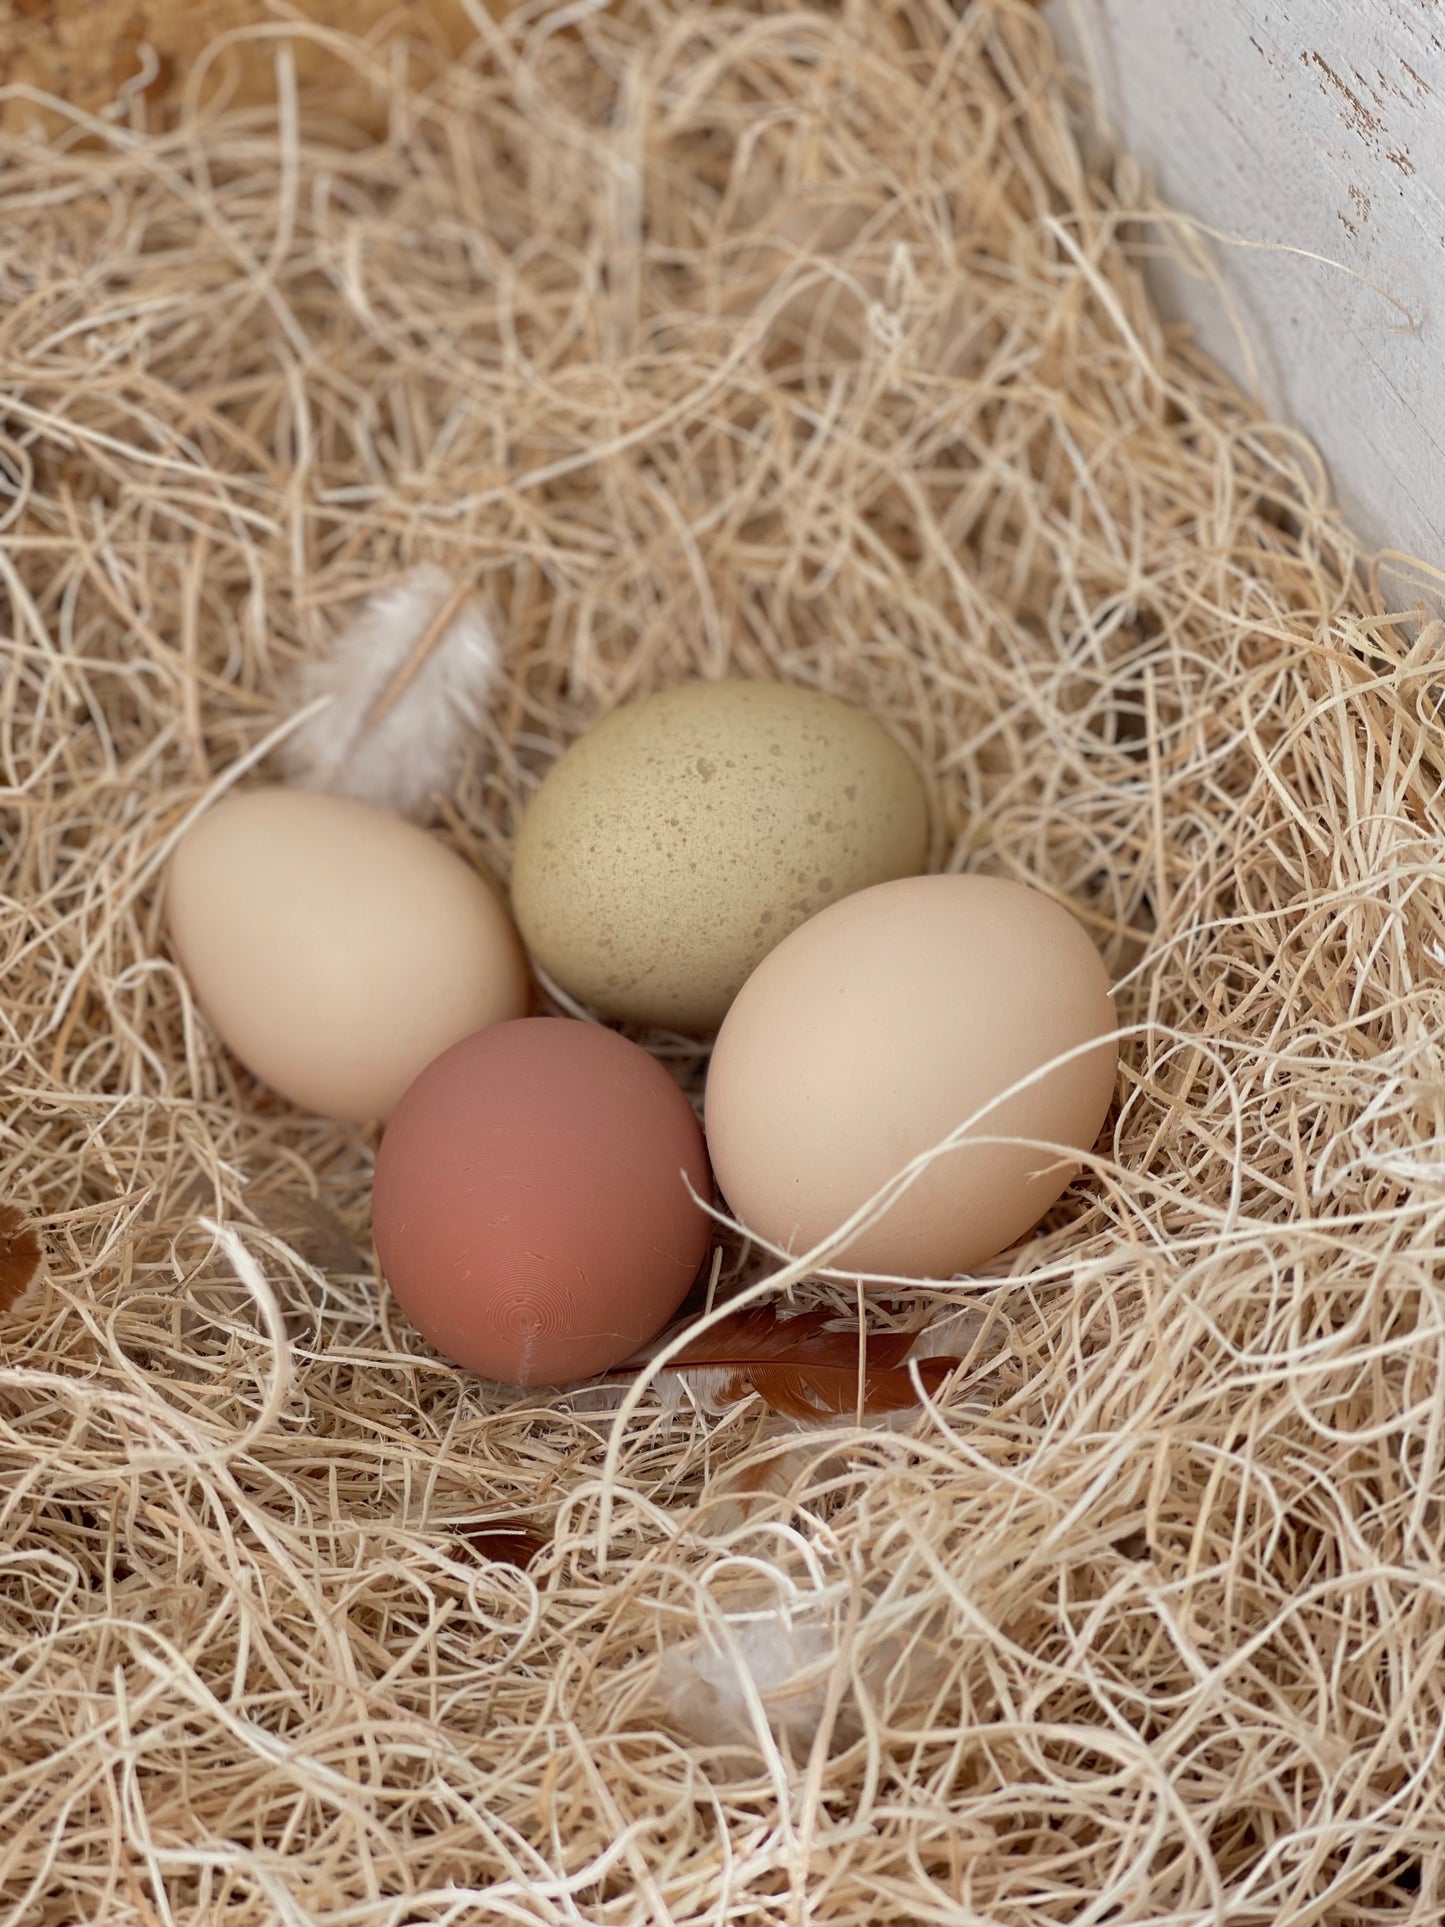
[[511, 681, 929, 1032]]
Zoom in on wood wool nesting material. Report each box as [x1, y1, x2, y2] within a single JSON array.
[[2, 2, 1443, 1923]]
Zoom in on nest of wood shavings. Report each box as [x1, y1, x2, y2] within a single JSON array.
[[3, 1, 1444, 1921]]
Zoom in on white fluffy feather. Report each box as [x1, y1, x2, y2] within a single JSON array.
[[657, 1607, 848, 1754], [654, 1585, 933, 1756], [280, 564, 501, 821]]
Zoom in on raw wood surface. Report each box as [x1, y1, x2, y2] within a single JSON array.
[[1049, 0, 1445, 572]]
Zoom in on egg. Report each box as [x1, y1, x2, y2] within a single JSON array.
[[372, 1018, 712, 1385], [165, 787, 529, 1123], [510, 681, 929, 1032], [704, 875, 1118, 1278]]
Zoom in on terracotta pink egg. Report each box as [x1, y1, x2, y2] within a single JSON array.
[[372, 1018, 712, 1386]]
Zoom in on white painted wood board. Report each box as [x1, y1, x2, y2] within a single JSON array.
[[1046, 0, 1445, 574]]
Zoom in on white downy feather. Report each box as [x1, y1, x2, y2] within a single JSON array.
[[654, 1584, 931, 1756], [280, 564, 500, 821], [657, 1606, 849, 1754]]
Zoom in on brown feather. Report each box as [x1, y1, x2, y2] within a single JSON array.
[[741, 1356, 961, 1420], [453, 1521, 546, 1569], [0, 1204, 42, 1313], [619, 1306, 962, 1420], [664, 1305, 916, 1372]]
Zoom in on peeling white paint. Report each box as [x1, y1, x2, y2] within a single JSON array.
[[1048, 0, 1445, 572]]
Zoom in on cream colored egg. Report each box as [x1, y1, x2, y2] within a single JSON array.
[[166, 787, 529, 1123], [510, 681, 929, 1032], [704, 874, 1118, 1279]]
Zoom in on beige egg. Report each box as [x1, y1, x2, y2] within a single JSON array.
[[704, 875, 1118, 1279], [166, 787, 529, 1123], [511, 681, 929, 1032]]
